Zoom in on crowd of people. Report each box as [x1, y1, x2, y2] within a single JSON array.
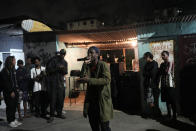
[[0, 49, 68, 128], [0, 46, 178, 131], [0, 46, 113, 131], [142, 51, 177, 121]]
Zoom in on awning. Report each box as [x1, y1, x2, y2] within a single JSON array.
[[57, 28, 137, 44], [57, 14, 196, 44], [22, 19, 52, 32]]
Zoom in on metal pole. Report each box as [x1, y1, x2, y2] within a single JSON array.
[[69, 77, 71, 106]]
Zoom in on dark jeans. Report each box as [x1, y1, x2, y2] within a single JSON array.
[[165, 88, 177, 118], [40, 91, 49, 115], [152, 88, 160, 107], [28, 91, 34, 113], [4, 95, 18, 123], [33, 91, 41, 115], [143, 88, 161, 118], [89, 119, 111, 131], [33, 91, 49, 115], [28, 79, 34, 113], [88, 102, 111, 131], [49, 87, 65, 117], [152, 88, 162, 117]]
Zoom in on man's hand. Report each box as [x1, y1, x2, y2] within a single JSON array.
[[149, 103, 154, 108], [34, 76, 40, 81], [77, 77, 89, 83], [84, 56, 91, 64], [11, 92, 15, 98]]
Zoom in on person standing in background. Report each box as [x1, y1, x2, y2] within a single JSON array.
[[16, 59, 30, 119], [16, 60, 24, 121], [143, 52, 161, 119], [24, 56, 34, 113], [1, 56, 22, 128], [46, 49, 68, 123], [159, 51, 177, 120], [31, 57, 46, 117]]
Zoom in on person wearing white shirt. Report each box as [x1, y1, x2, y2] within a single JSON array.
[[31, 57, 46, 117], [159, 51, 177, 120]]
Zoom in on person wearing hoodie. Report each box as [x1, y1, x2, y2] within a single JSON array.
[[1, 56, 22, 128]]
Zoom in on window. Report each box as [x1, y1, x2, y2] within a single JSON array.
[[83, 21, 87, 25], [90, 20, 94, 24], [100, 49, 135, 70], [125, 49, 135, 70]]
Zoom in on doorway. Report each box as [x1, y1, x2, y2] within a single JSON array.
[[149, 40, 175, 114]]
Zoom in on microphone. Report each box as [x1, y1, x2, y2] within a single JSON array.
[[77, 57, 90, 61]]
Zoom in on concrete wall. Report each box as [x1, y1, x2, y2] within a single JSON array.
[[0, 34, 23, 52], [0, 27, 25, 69], [57, 42, 88, 76], [57, 41, 88, 97], [23, 32, 57, 66]]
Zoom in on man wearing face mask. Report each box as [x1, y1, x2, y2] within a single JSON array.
[[77, 46, 113, 131], [46, 49, 68, 123]]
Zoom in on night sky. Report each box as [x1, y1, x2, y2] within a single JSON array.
[[0, 0, 195, 28]]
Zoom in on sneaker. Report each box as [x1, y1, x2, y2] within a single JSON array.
[[14, 119, 22, 126], [62, 111, 67, 114], [56, 114, 66, 119], [9, 121, 18, 128], [47, 117, 54, 123], [18, 117, 23, 121]]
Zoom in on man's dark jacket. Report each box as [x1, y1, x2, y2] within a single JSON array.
[[143, 60, 159, 89], [46, 56, 68, 89]]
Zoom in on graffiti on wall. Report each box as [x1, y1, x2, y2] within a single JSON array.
[[179, 35, 196, 68], [149, 40, 174, 66], [183, 42, 196, 64], [24, 42, 55, 66]]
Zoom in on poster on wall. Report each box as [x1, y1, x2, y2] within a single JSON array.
[[149, 40, 174, 66], [179, 34, 196, 68], [0, 53, 2, 61]]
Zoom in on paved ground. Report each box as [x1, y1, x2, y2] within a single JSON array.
[[0, 110, 196, 131], [1, 92, 196, 131]]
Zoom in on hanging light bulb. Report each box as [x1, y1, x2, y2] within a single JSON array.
[[131, 40, 137, 47]]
